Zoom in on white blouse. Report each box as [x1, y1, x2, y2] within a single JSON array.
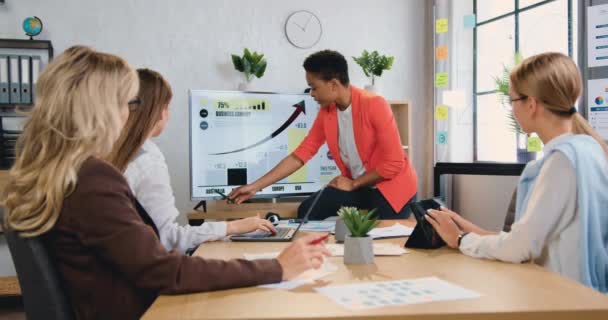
[[337, 105, 366, 179], [124, 140, 227, 253]]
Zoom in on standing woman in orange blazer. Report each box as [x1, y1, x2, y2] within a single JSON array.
[[230, 50, 417, 220]]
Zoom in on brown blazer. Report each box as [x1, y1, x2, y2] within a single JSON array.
[[45, 157, 282, 320]]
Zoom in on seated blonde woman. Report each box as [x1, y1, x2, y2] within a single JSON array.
[[427, 52, 608, 293], [109, 68, 274, 254], [3, 46, 329, 320]]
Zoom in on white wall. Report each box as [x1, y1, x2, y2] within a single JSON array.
[[0, 0, 433, 218]]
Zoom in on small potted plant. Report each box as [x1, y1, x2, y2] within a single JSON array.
[[494, 52, 537, 163], [231, 48, 267, 91], [353, 50, 394, 93], [337, 206, 379, 265]]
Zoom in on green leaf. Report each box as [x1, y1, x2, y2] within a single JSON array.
[[231, 54, 244, 72], [343, 218, 355, 235], [253, 59, 267, 78], [253, 52, 264, 65], [242, 58, 252, 80], [243, 48, 253, 62]]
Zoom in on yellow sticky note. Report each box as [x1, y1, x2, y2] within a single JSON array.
[[435, 72, 449, 87], [435, 105, 448, 120], [527, 136, 542, 152], [436, 46, 448, 61], [436, 18, 448, 33]]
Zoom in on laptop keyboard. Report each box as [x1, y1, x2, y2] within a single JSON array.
[[272, 228, 292, 238], [246, 227, 292, 238]]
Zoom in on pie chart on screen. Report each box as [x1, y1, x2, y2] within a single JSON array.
[[596, 96, 605, 105]]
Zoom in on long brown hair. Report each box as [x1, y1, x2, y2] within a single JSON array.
[[510, 52, 608, 156], [108, 68, 173, 171], [3, 46, 138, 237]]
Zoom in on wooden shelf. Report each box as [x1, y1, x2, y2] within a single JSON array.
[[388, 100, 411, 158]]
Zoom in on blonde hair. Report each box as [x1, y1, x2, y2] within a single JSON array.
[[108, 68, 173, 172], [510, 52, 608, 156], [3, 46, 139, 237]]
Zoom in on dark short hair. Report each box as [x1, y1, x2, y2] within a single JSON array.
[[303, 50, 349, 86]]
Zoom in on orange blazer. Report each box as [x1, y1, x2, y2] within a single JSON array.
[[293, 86, 417, 213]]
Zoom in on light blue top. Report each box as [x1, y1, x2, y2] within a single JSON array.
[[516, 134, 608, 293]]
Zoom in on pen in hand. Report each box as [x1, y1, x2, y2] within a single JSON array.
[[214, 190, 235, 204], [309, 233, 330, 245]]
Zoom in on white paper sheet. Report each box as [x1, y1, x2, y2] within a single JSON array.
[[277, 220, 335, 232], [368, 223, 414, 239], [315, 277, 481, 310], [243, 252, 337, 290]]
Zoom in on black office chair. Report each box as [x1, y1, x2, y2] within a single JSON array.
[[3, 209, 75, 320]]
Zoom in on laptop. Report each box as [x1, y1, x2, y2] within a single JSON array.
[[230, 187, 325, 242]]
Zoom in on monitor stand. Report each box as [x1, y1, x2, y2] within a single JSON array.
[[193, 200, 207, 213]]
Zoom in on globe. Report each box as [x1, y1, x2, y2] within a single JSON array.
[[23, 16, 43, 38]]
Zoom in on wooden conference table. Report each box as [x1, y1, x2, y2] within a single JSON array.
[[143, 219, 608, 320]]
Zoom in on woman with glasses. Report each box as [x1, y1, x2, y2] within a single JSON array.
[[109, 68, 276, 254], [3, 46, 330, 320], [426, 52, 608, 293]]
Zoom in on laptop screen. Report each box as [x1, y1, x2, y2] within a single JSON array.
[[291, 187, 326, 233]]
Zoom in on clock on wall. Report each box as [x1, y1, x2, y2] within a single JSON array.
[[284, 10, 322, 49]]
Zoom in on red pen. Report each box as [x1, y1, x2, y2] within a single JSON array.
[[309, 234, 330, 245]]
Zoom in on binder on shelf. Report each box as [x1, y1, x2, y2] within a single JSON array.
[[31, 55, 41, 103], [20, 55, 32, 104], [0, 55, 9, 104], [8, 55, 21, 104]]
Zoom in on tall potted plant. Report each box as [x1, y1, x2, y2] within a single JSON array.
[[353, 50, 394, 93], [494, 52, 537, 163], [337, 206, 379, 265], [231, 48, 267, 91]]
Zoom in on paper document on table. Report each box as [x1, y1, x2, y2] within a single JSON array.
[[325, 243, 408, 256], [243, 252, 337, 290], [277, 220, 335, 232], [368, 223, 414, 239], [315, 277, 481, 310]]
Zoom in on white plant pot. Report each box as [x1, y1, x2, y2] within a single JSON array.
[[344, 235, 374, 265], [238, 81, 252, 91], [334, 217, 350, 243], [364, 84, 378, 93]]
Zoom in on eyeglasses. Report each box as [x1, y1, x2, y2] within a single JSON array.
[[128, 97, 142, 111], [509, 95, 528, 105]]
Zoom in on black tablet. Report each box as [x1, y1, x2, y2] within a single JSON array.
[[405, 199, 446, 249]]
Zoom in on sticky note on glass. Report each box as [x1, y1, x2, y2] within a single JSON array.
[[435, 105, 448, 120], [527, 136, 542, 152], [435, 73, 449, 87], [436, 46, 448, 61], [436, 18, 448, 33], [463, 14, 476, 29], [437, 131, 448, 145]]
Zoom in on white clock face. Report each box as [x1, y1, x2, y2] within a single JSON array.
[[285, 10, 322, 49]]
